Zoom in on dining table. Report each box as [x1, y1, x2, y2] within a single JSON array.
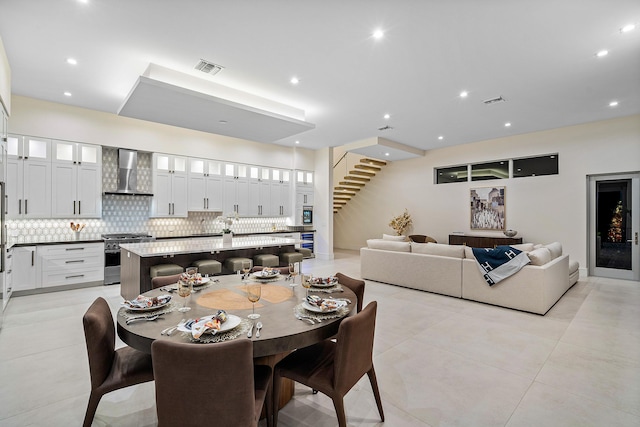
[[116, 272, 356, 409]]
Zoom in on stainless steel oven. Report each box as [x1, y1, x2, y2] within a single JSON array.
[[102, 233, 154, 285]]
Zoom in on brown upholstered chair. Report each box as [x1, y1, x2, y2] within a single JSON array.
[[335, 272, 365, 313], [251, 265, 291, 275], [408, 234, 437, 243], [273, 301, 384, 427], [82, 297, 154, 427], [152, 339, 272, 427], [151, 273, 182, 289]]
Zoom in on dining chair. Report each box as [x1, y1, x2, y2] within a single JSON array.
[[151, 273, 182, 289], [273, 301, 384, 427], [82, 297, 154, 427], [335, 272, 365, 313], [152, 339, 272, 427], [408, 234, 437, 243]]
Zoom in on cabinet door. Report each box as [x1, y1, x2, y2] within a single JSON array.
[[77, 164, 102, 218], [151, 171, 171, 217], [23, 161, 51, 218], [223, 177, 237, 214], [6, 158, 22, 218], [188, 173, 207, 211], [171, 173, 188, 217], [248, 180, 261, 216], [205, 175, 223, 211], [280, 181, 291, 216], [235, 178, 250, 216], [11, 247, 38, 291], [51, 162, 77, 217]]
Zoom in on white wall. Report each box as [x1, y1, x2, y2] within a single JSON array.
[[0, 36, 11, 114], [334, 114, 640, 272], [9, 96, 316, 171]]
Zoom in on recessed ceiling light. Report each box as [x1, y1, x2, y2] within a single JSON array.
[[64, 91, 72, 97], [372, 29, 384, 39], [77, 0, 88, 3], [295, 140, 300, 144], [504, 122, 511, 127], [609, 101, 619, 107], [384, 152, 390, 157], [460, 91, 468, 98], [596, 50, 609, 57], [290, 77, 299, 85], [383, 114, 390, 119], [66, 58, 77, 65], [219, 120, 228, 124], [621, 24, 636, 33], [438, 136, 444, 140]]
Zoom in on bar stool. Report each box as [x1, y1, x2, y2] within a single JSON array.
[[279, 251, 303, 271], [295, 248, 313, 258], [192, 259, 222, 276], [150, 264, 183, 279], [253, 253, 279, 268], [224, 257, 253, 273]]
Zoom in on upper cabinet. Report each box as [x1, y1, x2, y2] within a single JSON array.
[[223, 163, 249, 216], [270, 169, 291, 216], [187, 158, 223, 212], [51, 140, 102, 218], [151, 153, 188, 217], [296, 170, 314, 188], [6, 135, 51, 218]]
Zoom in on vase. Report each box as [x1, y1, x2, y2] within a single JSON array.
[[222, 232, 233, 245], [503, 229, 518, 237]]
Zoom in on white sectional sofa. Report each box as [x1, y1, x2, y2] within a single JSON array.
[[361, 238, 578, 315]]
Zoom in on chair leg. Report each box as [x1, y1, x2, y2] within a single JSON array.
[[367, 367, 385, 421], [332, 396, 348, 427], [83, 390, 103, 427]]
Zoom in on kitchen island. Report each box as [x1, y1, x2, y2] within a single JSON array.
[[119, 235, 300, 300]]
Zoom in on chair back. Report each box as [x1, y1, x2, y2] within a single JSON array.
[[335, 272, 365, 312], [333, 301, 377, 394], [151, 273, 182, 289], [152, 339, 257, 427], [408, 235, 437, 243], [82, 297, 116, 390]]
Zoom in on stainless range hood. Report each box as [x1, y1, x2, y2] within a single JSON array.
[[103, 149, 154, 196]]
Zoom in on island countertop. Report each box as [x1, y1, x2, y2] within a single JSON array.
[[120, 235, 302, 257]]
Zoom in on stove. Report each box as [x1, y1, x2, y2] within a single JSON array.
[[102, 233, 155, 284]]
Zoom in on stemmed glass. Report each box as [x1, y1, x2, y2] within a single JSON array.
[[301, 274, 312, 298], [242, 265, 251, 282], [247, 283, 262, 319], [177, 279, 193, 312], [288, 263, 299, 286]]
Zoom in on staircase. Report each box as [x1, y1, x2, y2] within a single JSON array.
[[333, 157, 387, 213]]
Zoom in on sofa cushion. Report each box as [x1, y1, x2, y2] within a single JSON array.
[[367, 239, 411, 252], [511, 243, 535, 252], [464, 246, 475, 259], [528, 247, 552, 265], [544, 242, 563, 260], [382, 233, 407, 241], [411, 242, 465, 258]]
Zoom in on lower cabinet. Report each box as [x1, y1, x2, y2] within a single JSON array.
[[9, 246, 38, 292], [38, 243, 104, 287]]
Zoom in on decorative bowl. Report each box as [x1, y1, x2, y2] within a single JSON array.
[[503, 229, 518, 237]]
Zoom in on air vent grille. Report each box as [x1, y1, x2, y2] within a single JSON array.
[[195, 59, 224, 75], [378, 125, 394, 131], [483, 96, 506, 105]]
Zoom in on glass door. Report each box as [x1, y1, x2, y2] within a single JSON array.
[[588, 173, 640, 280]]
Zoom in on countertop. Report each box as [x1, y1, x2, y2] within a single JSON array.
[[120, 235, 303, 257]]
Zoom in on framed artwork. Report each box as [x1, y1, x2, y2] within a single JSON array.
[[470, 186, 505, 230]]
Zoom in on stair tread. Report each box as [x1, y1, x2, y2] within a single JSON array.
[[361, 158, 387, 166], [354, 164, 381, 171], [344, 176, 370, 182], [351, 170, 376, 176]]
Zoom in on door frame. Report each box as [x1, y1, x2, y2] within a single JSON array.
[[587, 172, 640, 281]]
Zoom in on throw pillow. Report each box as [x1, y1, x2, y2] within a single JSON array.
[[382, 233, 407, 241], [464, 246, 475, 259], [367, 239, 411, 252], [511, 243, 534, 252], [412, 242, 465, 258], [544, 242, 563, 259], [528, 247, 552, 265]]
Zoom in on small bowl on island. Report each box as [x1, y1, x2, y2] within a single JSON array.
[[503, 229, 518, 238]]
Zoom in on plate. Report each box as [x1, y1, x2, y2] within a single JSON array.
[[251, 272, 280, 280], [302, 300, 346, 313], [192, 277, 211, 286], [124, 299, 171, 312], [310, 277, 338, 288], [177, 314, 242, 334]]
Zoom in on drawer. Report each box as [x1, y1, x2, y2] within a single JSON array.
[[38, 243, 104, 258], [41, 267, 104, 287], [41, 253, 103, 272]]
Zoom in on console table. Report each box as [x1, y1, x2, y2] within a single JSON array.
[[448, 234, 523, 248]]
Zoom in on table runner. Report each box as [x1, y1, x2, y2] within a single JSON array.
[[197, 289, 262, 310]]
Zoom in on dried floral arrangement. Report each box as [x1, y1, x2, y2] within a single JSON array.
[[389, 209, 412, 236]]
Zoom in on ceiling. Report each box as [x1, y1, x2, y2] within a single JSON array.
[[1, 0, 639, 162]]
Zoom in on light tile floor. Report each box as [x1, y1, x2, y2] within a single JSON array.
[[1, 249, 639, 426]]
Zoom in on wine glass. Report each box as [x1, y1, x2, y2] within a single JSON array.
[[247, 283, 262, 319], [177, 279, 193, 312], [301, 274, 312, 298], [243, 265, 251, 281], [288, 263, 299, 286]]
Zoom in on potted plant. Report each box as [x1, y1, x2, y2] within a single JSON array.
[[218, 214, 237, 244]]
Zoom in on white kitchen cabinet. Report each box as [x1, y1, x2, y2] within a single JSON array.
[[151, 153, 188, 217], [38, 243, 104, 287], [51, 141, 102, 218], [270, 169, 291, 216], [187, 158, 223, 211], [3, 247, 13, 309], [223, 163, 249, 215], [9, 246, 38, 292], [248, 179, 271, 216], [6, 135, 51, 218]]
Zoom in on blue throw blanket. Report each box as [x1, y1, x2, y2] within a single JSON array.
[[472, 245, 531, 286]]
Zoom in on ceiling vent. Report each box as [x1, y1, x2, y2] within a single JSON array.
[[483, 96, 506, 105], [194, 59, 224, 75], [378, 125, 394, 131]]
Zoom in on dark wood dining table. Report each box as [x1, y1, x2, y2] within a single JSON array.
[[116, 273, 356, 409]]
